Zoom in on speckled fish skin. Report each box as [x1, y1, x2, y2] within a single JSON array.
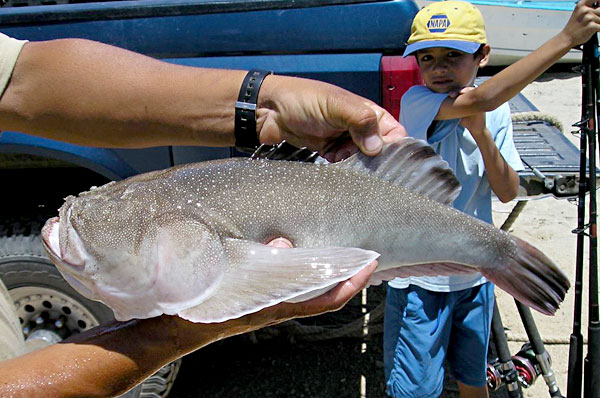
[[64, 158, 489, 263], [41, 139, 569, 322]]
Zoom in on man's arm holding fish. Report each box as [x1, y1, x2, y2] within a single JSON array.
[[435, 0, 600, 120], [0, 260, 377, 398], [0, 35, 405, 160]]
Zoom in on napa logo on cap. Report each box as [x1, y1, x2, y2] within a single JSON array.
[[427, 14, 450, 33]]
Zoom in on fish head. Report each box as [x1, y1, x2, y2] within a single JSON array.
[[43, 178, 172, 293], [41, 181, 229, 320]]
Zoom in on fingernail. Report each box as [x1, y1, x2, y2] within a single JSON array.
[[271, 237, 293, 248], [363, 135, 382, 153], [323, 152, 335, 163]]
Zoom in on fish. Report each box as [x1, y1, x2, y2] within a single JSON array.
[[41, 138, 570, 323]]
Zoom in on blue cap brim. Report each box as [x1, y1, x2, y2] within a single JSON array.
[[403, 40, 481, 57]]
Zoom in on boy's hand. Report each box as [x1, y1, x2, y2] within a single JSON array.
[[460, 112, 487, 138], [448, 86, 487, 138], [562, 0, 600, 46]]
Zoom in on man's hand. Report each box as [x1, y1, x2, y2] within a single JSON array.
[[256, 75, 406, 162]]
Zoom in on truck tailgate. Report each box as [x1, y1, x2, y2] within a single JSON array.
[[477, 77, 590, 199]]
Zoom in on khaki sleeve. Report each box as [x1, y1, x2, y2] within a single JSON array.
[[0, 33, 27, 98], [0, 279, 26, 361]]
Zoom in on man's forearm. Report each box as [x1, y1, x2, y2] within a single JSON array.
[[0, 262, 377, 398], [0, 38, 246, 148], [0, 314, 271, 398]]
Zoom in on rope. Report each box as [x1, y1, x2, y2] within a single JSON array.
[[500, 200, 527, 232], [511, 111, 564, 133]]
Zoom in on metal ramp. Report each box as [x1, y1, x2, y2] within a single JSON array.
[[492, 80, 594, 199]]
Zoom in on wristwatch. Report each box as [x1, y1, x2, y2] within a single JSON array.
[[234, 69, 273, 153]]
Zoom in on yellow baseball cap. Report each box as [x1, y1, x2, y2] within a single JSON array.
[[403, 1, 487, 57]]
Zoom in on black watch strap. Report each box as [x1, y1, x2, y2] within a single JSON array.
[[234, 69, 273, 153]]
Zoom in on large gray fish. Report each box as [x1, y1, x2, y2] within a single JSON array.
[[41, 138, 569, 323]]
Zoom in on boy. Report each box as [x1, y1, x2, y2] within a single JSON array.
[[384, 1, 600, 397]]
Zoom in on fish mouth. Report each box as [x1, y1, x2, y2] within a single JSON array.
[[41, 217, 96, 300], [41, 217, 61, 261], [41, 216, 85, 271]]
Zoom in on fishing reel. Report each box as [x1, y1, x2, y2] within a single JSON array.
[[487, 343, 550, 391]]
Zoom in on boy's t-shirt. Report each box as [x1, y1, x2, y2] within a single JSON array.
[[388, 85, 524, 292]]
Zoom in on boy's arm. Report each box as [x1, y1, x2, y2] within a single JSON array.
[[436, 0, 600, 120], [461, 112, 520, 202]]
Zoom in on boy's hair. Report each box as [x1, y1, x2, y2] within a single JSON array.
[[413, 43, 486, 66], [403, 1, 487, 57], [473, 43, 486, 58]]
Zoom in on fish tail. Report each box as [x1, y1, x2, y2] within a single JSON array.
[[481, 236, 570, 316]]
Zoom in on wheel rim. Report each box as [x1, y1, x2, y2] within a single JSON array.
[[8, 284, 180, 398], [9, 286, 100, 343]]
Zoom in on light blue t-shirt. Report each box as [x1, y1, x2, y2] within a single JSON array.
[[388, 85, 524, 292]]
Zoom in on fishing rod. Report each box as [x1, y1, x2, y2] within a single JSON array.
[[515, 301, 562, 397], [584, 30, 600, 398], [486, 201, 563, 397], [489, 301, 522, 398], [567, 32, 600, 398], [566, 35, 592, 398]]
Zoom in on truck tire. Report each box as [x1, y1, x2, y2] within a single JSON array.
[[0, 229, 181, 398]]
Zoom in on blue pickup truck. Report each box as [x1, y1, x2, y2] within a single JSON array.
[[0, 0, 423, 396]]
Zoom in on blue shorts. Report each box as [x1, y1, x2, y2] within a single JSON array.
[[383, 283, 494, 398]]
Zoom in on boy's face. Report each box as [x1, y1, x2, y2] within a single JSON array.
[[415, 46, 489, 93]]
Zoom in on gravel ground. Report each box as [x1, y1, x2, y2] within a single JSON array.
[[167, 285, 511, 398]]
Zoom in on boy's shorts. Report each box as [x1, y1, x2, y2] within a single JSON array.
[[383, 283, 494, 398]]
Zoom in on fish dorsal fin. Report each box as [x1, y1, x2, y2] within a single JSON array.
[[338, 137, 461, 205]]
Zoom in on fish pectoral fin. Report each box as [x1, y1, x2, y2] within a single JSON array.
[[177, 239, 379, 323]]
